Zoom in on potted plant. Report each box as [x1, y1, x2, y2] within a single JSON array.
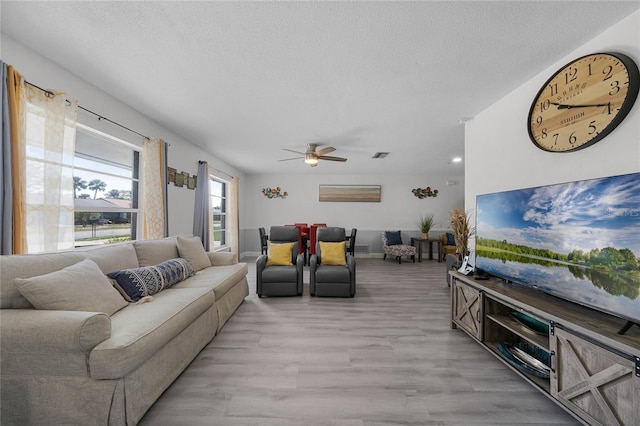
[[418, 214, 436, 239], [449, 208, 476, 260]]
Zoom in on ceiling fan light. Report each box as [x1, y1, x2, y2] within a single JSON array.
[[304, 153, 318, 165]]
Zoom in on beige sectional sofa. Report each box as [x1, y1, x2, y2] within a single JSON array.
[[0, 236, 249, 425]]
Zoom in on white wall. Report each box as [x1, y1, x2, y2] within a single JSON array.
[[242, 172, 464, 255], [466, 11, 640, 228], [1, 34, 246, 239], [2, 34, 465, 256]]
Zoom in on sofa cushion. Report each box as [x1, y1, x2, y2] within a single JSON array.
[[385, 230, 403, 245], [108, 258, 194, 302], [266, 242, 294, 266], [260, 265, 298, 283], [14, 259, 128, 316], [79, 242, 140, 274], [173, 263, 249, 300], [89, 287, 215, 379], [207, 251, 237, 266], [319, 241, 346, 265], [133, 237, 179, 267], [176, 235, 211, 271], [315, 264, 351, 283], [1, 252, 88, 309]]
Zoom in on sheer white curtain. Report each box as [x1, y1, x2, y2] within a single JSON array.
[[23, 85, 77, 253], [142, 138, 167, 239]]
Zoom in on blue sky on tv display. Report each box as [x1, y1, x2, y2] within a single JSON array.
[[476, 173, 640, 258], [475, 172, 640, 323]]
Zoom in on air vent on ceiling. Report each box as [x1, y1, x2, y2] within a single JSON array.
[[372, 152, 389, 159]]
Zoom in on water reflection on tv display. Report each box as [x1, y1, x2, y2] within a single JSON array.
[[475, 172, 640, 324]]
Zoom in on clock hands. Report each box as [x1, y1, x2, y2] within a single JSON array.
[[550, 101, 611, 113]]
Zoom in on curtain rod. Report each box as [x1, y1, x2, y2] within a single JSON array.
[[200, 161, 233, 179], [210, 166, 234, 179], [25, 80, 151, 141]]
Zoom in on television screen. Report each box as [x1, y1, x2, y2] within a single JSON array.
[[475, 172, 640, 324]]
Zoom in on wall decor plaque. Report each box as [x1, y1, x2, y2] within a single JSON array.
[[319, 185, 381, 202]]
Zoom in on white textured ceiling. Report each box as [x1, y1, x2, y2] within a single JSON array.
[[2, 1, 639, 175]]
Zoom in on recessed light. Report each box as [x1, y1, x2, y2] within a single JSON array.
[[452, 157, 462, 163]]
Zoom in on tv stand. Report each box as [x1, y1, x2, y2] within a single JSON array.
[[618, 321, 640, 335], [450, 271, 640, 426]]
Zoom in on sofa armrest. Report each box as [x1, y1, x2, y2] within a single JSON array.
[[0, 309, 111, 354], [207, 251, 237, 266]]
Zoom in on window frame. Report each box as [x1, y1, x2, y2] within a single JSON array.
[[209, 174, 229, 250], [72, 123, 142, 246]]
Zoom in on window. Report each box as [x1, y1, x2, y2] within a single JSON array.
[[72, 124, 140, 247], [210, 176, 228, 248]]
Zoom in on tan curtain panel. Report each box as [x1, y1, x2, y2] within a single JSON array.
[[142, 138, 166, 239], [228, 175, 239, 256], [7, 65, 27, 254]]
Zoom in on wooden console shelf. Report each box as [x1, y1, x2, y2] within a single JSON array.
[[450, 271, 640, 426]]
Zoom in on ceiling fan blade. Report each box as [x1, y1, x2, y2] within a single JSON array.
[[282, 148, 306, 155], [315, 146, 336, 156], [278, 156, 304, 162], [318, 155, 347, 162]]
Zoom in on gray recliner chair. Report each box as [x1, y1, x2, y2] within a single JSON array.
[[310, 227, 356, 297], [256, 226, 304, 297]]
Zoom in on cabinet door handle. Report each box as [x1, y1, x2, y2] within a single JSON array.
[[476, 309, 481, 323], [550, 350, 556, 373]]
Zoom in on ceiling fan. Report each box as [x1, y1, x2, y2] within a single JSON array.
[[279, 143, 347, 167]]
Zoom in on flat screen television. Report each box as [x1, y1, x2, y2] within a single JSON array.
[[475, 172, 640, 327]]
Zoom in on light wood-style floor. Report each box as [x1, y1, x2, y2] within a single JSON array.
[[140, 258, 580, 425]]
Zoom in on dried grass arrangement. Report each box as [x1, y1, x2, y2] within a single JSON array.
[[450, 208, 475, 258]]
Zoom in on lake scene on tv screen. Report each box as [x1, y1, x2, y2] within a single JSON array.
[[475, 172, 640, 324]]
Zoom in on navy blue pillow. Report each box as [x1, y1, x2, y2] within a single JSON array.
[[446, 232, 455, 245], [385, 231, 403, 246], [108, 258, 194, 302]]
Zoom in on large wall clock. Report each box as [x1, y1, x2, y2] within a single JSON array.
[[528, 52, 639, 152]]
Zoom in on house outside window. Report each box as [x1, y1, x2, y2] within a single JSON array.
[[72, 124, 140, 247], [210, 176, 228, 248]]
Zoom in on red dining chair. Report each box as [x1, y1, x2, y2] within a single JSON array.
[[287, 224, 308, 264], [294, 223, 309, 235], [308, 224, 327, 257]]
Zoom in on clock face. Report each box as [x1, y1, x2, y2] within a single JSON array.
[[528, 52, 639, 152]]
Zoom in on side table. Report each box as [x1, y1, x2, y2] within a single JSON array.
[[410, 237, 442, 262]]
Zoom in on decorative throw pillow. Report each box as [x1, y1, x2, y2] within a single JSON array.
[[319, 241, 347, 266], [266, 242, 294, 266], [108, 258, 195, 302], [446, 232, 455, 246], [14, 259, 128, 316], [385, 230, 403, 246], [176, 235, 211, 271]]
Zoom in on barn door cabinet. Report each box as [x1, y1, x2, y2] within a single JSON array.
[[551, 328, 639, 425], [450, 276, 483, 341], [450, 272, 640, 426]]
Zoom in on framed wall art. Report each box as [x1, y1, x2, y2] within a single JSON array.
[[319, 185, 381, 202]]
